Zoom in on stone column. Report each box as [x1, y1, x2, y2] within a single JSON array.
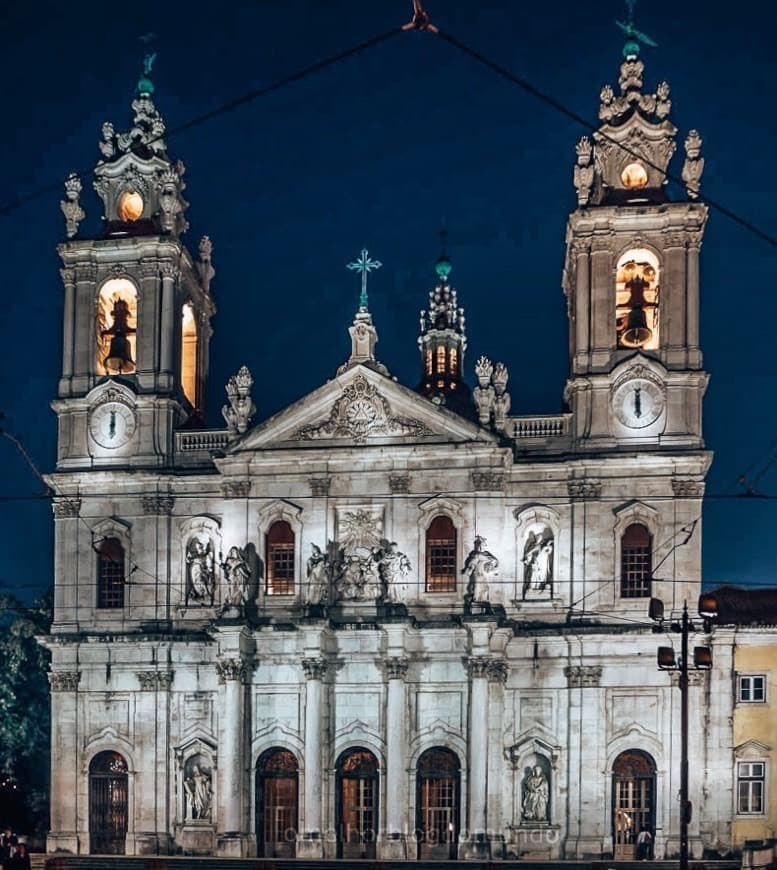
[[462, 656, 491, 859], [487, 660, 508, 858], [216, 657, 247, 857], [159, 261, 178, 392], [47, 671, 81, 854], [72, 262, 97, 393], [662, 233, 687, 367], [590, 236, 614, 368], [59, 267, 76, 393], [573, 242, 590, 373], [686, 233, 702, 367], [298, 657, 328, 859], [381, 657, 409, 859], [136, 261, 160, 392]]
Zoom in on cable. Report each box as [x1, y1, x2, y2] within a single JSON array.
[[432, 28, 777, 249], [0, 25, 403, 218]]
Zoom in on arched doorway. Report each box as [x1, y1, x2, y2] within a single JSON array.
[[612, 750, 656, 860], [335, 747, 379, 858], [256, 748, 299, 857], [89, 751, 128, 855], [416, 747, 460, 860]]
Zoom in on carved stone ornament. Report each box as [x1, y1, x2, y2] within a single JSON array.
[[52, 497, 81, 519], [466, 656, 492, 679], [60, 173, 85, 239], [564, 665, 602, 688], [672, 479, 702, 498], [463, 536, 499, 603], [309, 477, 331, 497], [487, 659, 508, 683], [222, 366, 256, 437], [155, 162, 189, 235], [522, 529, 554, 600], [216, 657, 247, 684], [682, 129, 704, 200], [384, 657, 410, 680], [142, 495, 175, 515], [473, 356, 511, 432], [388, 473, 411, 494], [222, 545, 254, 608], [137, 671, 175, 691], [294, 375, 431, 444], [197, 235, 216, 294], [49, 671, 81, 692], [100, 92, 167, 160], [221, 480, 251, 499], [302, 658, 328, 680], [573, 136, 594, 206], [567, 480, 602, 500], [76, 263, 98, 283]]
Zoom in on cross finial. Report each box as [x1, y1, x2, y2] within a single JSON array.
[[347, 248, 382, 311]]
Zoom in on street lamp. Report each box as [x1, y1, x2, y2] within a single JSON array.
[[648, 595, 718, 870]]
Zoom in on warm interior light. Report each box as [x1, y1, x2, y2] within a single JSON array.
[[96, 278, 137, 376], [615, 250, 660, 350], [621, 162, 648, 190], [118, 190, 144, 222], [181, 303, 198, 406]]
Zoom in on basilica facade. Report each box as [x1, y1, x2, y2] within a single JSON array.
[[45, 43, 737, 861]]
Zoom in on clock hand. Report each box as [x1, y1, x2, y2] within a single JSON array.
[[633, 387, 642, 419], [109, 410, 117, 439]]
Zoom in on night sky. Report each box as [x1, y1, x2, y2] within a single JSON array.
[[1, 0, 775, 599]]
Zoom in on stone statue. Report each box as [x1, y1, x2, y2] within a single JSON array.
[[522, 765, 549, 822], [463, 535, 499, 603], [222, 545, 251, 607], [222, 366, 256, 437], [197, 235, 216, 294], [60, 174, 85, 239], [522, 532, 554, 598], [682, 129, 704, 200], [305, 543, 330, 605], [185, 536, 216, 606], [184, 763, 212, 821], [373, 539, 412, 603], [99, 121, 116, 160]]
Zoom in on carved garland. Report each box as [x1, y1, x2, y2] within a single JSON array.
[[294, 376, 431, 444]]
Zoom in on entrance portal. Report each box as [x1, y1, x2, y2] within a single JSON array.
[[89, 751, 128, 855], [612, 749, 656, 860], [336, 747, 379, 858], [416, 747, 460, 859], [256, 748, 298, 857]]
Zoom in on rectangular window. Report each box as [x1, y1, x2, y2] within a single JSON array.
[[738, 675, 766, 703], [426, 539, 456, 593], [267, 543, 295, 595], [98, 556, 125, 609], [737, 762, 765, 814]]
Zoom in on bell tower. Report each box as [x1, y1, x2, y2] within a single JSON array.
[[563, 37, 709, 448], [53, 55, 216, 469]]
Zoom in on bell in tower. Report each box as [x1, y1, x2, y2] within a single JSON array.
[[102, 298, 137, 374]]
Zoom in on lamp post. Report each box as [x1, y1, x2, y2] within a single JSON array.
[[650, 596, 717, 870]]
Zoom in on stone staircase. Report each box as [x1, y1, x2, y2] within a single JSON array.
[[30, 858, 742, 870]]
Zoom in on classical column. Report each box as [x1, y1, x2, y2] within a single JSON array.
[[381, 657, 409, 859], [686, 234, 701, 356], [590, 235, 614, 365], [573, 242, 590, 372], [463, 656, 491, 859], [216, 657, 247, 857], [487, 660, 508, 857], [159, 261, 178, 390], [47, 670, 81, 854], [298, 657, 328, 859], [59, 267, 76, 392], [72, 262, 97, 392]]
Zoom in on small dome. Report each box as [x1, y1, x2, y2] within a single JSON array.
[[137, 75, 155, 98], [435, 254, 452, 280]]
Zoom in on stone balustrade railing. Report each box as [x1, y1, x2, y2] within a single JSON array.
[[511, 414, 571, 440], [175, 430, 230, 454]]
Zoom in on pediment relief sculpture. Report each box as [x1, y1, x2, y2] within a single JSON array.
[[294, 375, 431, 444]]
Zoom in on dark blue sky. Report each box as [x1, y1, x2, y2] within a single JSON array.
[[1, 0, 775, 597]]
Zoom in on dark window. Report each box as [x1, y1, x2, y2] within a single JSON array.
[[97, 537, 125, 609], [621, 523, 651, 598], [266, 521, 295, 595], [737, 762, 765, 814], [426, 515, 457, 593], [738, 675, 766, 703]]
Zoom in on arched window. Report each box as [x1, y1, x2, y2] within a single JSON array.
[[266, 521, 295, 596], [257, 748, 299, 857], [621, 523, 652, 598], [335, 748, 379, 859], [417, 748, 461, 859], [96, 278, 137, 376], [426, 516, 457, 593], [89, 751, 128, 855], [615, 249, 660, 351], [612, 750, 656, 860], [181, 303, 198, 408], [97, 537, 125, 609]]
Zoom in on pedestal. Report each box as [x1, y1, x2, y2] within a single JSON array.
[[181, 822, 215, 855], [460, 833, 490, 860], [46, 833, 81, 855], [379, 833, 408, 860], [297, 833, 325, 859], [216, 833, 249, 857]]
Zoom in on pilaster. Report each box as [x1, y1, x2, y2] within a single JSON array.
[[47, 670, 81, 854], [298, 657, 328, 859]]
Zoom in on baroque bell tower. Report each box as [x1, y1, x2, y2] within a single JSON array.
[[53, 55, 216, 469], [563, 36, 709, 449]]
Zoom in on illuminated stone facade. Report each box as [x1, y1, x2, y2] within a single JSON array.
[[45, 51, 739, 861]]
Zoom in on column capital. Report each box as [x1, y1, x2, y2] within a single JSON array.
[[49, 671, 80, 692], [302, 657, 328, 680], [52, 497, 81, 519], [565, 664, 602, 688], [466, 655, 491, 679], [487, 659, 508, 683], [216, 657, 248, 684], [136, 670, 175, 691], [142, 494, 175, 515], [384, 657, 409, 680]]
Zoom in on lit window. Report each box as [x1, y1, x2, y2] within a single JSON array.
[[181, 303, 198, 407], [738, 675, 766, 703], [621, 162, 648, 190], [96, 278, 137, 376], [266, 521, 295, 595], [97, 537, 125, 609], [615, 250, 660, 351], [426, 515, 457, 593], [425, 349, 433, 376], [621, 523, 651, 598], [117, 190, 144, 222], [737, 762, 765, 815], [436, 346, 446, 374], [449, 347, 458, 375]]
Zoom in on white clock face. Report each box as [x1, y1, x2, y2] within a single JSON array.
[[612, 378, 665, 429], [89, 402, 136, 448]]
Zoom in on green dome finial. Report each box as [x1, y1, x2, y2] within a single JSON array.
[[137, 51, 156, 97], [435, 225, 452, 280], [615, 1, 657, 61]]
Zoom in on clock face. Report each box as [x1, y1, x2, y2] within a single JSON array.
[[612, 377, 665, 429], [89, 401, 136, 448]]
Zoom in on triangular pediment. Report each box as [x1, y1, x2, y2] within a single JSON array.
[[231, 366, 496, 452]]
